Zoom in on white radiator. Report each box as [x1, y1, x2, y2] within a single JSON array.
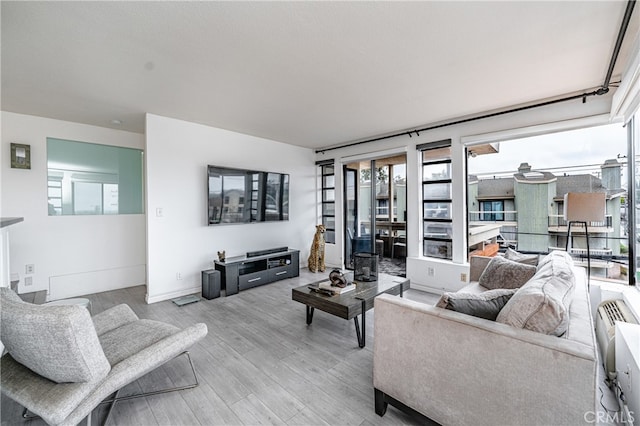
[[596, 299, 638, 382]]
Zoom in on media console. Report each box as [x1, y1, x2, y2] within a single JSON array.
[[213, 248, 299, 296]]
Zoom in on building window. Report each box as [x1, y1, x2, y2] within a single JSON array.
[[320, 162, 336, 244], [481, 201, 504, 221], [376, 199, 389, 217], [419, 140, 453, 260]]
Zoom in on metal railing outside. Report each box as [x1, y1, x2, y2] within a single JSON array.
[[548, 214, 613, 228], [468, 210, 517, 222]]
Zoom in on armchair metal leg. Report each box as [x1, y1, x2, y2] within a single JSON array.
[[101, 351, 199, 424], [23, 404, 94, 424], [21, 351, 199, 426], [22, 403, 93, 424]]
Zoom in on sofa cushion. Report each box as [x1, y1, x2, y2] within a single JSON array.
[[478, 256, 537, 290], [0, 288, 111, 383], [436, 289, 517, 320], [504, 248, 539, 266], [457, 282, 490, 295], [563, 266, 594, 346], [98, 319, 179, 366], [496, 251, 576, 336], [536, 249, 574, 269]]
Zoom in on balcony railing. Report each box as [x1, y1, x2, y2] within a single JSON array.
[[548, 246, 613, 257], [547, 246, 615, 270], [548, 214, 613, 231], [468, 210, 517, 223]]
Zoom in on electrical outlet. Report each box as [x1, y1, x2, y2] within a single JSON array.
[[427, 267, 435, 277], [24, 276, 33, 286], [176, 272, 182, 280], [25, 264, 35, 274], [460, 273, 467, 282]]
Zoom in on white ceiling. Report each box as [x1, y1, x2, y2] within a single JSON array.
[[2, 1, 638, 150]]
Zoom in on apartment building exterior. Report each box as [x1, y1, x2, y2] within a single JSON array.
[[468, 160, 626, 277]]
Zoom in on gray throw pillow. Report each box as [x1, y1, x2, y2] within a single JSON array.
[[478, 256, 537, 290], [436, 289, 517, 320], [504, 248, 539, 266], [0, 288, 111, 383]]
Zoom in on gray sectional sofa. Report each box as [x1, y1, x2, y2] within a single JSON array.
[[373, 251, 597, 425]]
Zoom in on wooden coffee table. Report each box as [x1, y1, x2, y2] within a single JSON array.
[[291, 273, 410, 348]]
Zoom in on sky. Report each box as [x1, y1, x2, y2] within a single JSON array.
[[468, 122, 629, 179]]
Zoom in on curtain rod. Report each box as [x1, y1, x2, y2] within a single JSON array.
[[316, 0, 636, 155], [603, 0, 636, 90], [315, 89, 603, 154]]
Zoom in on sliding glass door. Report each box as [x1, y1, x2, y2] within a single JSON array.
[[344, 155, 407, 269], [344, 166, 364, 268]]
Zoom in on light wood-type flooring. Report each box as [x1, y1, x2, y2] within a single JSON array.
[[1, 269, 439, 426]]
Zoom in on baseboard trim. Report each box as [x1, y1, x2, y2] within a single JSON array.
[[146, 285, 201, 304], [410, 282, 445, 295], [48, 265, 146, 301]]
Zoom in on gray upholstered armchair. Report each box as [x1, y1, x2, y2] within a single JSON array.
[[0, 287, 208, 426]]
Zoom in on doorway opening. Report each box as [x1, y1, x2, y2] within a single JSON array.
[[344, 154, 407, 277]]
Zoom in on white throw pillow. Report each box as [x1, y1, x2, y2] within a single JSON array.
[[496, 252, 576, 336], [504, 248, 539, 266]]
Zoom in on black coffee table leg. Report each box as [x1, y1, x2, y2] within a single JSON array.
[[306, 306, 315, 325], [353, 299, 366, 348]]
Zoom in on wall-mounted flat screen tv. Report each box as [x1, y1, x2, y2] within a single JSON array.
[[208, 165, 289, 225]]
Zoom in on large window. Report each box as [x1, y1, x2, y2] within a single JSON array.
[[467, 123, 630, 285], [631, 111, 639, 286], [420, 140, 453, 260], [47, 138, 144, 216]]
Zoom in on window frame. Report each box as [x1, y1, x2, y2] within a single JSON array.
[[46, 137, 144, 216], [464, 116, 636, 287], [318, 160, 336, 244], [480, 200, 505, 221], [419, 140, 453, 260]]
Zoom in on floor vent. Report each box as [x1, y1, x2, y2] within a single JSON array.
[[595, 299, 638, 382]]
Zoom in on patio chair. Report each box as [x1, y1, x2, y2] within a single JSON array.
[[0, 287, 208, 426]]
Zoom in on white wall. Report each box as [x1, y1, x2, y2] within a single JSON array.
[[1, 112, 146, 299], [145, 114, 316, 303], [316, 93, 616, 293]]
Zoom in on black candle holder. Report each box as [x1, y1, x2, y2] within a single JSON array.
[[354, 252, 378, 282]]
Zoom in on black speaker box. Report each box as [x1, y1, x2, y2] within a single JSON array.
[[201, 269, 221, 299]]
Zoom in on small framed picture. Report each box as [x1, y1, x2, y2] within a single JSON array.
[[11, 143, 31, 169]]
